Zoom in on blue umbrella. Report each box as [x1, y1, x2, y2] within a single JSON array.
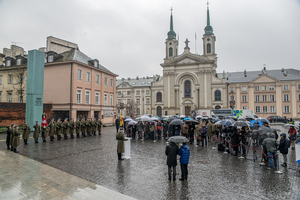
[[214, 118, 221, 123], [220, 119, 233, 126], [183, 117, 192, 121], [250, 120, 263, 127], [256, 118, 270, 123]]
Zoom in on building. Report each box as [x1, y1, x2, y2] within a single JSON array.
[[45, 36, 79, 54], [224, 68, 300, 119], [116, 76, 155, 117]]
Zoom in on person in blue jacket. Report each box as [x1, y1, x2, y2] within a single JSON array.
[[178, 142, 190, 181]]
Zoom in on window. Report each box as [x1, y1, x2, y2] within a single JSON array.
[[269, 85, 274, 90], [146, 90, 150, 95], [146, 98, 150, 104], [255, 86, 260, 91], [242, 106, 247, 110], [242, 95, 247, 102], [110, 94, 113, 106], [242, 86, 247, 92], [48, 55, 53, 62], [127, 99, 131, 105], [283, 85, 289, 90], [255, 95, 260, 102], [95, 92, 100, 105], [8, 75, 12, 83], [156, 92, 162, 102], [94, 61, 98, 68], [270, 95, 275, 102], [77, 69, 82, 80], [118, 91, 121, 96], [136, 90, 140, 95], [270, 106, 275, 113], [86, 72, 91, 82], [104, 94, 108, 106], [77, 90, 81, 104], [262, 95, 267, 102], [184, 80, 191, 98], [17, 59, 21, 65], [230, 87, 234, 93], [262, 86, 267, 91], [110, 79, 113, 87], [104, 77, 108, 86], [283, 94, 289, 102], [7, 93, 12, 102], [169, 47, 173, 57], [230, 96, 234, 101], [263, 106, 268, 113], [299, 94, 300, 101], [127, 91, 130, 96], [284, 106, 290, 113], [118, 99, 121, 104], [85, 91, 90, 104], [256, 106, 260, 113], [96, 74, 100, 84], [207, 43, 211, 54], [299, 106, 300, 113], [298, 84, 300, 90], [0, 76, 2, 84], [136, 99, 140, 104], [122, 84, 127, 87], [214, 90, 221, 101], [6, 60, 11, 66]]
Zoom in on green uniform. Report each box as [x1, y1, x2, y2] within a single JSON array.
[[97, 120, 102, 134], [41, 126, 47, 138], [47, 122, 55, 137], [80, 120, 86, 136], [22, 124, 30, 139], [69, 120, 75, 138], [92, 120, 97, 135], [87, 120, 92, 135], [75, 120, 81, 135], [62, 121, 69, 135], [12, 128, 20, 148], [55, 121, 62, 136], [33, 124, 40, 139]]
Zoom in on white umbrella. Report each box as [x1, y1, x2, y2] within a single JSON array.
[[180, 115, 186, 118], [140, 116, 151, 122], [128, 120, 138, 125], [150, 117, 159, 121], [283, 124, 299, 130], [196, 115, 202, 119], [124, 118, 133, 122]]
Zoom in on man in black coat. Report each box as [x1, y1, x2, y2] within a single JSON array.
[[6, 125, 12, 150], [165, 142, 179, 181], [115, 117, 120, 133], [188, 122, 195, 144]]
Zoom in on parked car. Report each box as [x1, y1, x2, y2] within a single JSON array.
[[268, 116, 285, 123]]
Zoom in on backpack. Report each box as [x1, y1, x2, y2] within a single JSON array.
[[285, 139, 291, 148]]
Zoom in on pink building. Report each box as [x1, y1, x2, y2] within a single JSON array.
[[43, 48, 118, 124]]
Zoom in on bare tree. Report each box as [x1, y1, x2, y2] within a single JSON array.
[[12, 66, 27, 103], [126, 100, 137, 117]]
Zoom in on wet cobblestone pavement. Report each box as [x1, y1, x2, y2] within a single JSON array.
[[1, 126, 300, 200]]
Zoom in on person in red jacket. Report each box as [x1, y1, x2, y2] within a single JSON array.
[[288, 126, 297, 150]]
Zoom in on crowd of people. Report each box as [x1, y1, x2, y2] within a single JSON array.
[[5, 118, 103, 153]]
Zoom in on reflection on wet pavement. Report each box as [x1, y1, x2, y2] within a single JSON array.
[[1, 126, 300, 199]]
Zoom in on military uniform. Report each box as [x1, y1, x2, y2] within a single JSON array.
[[55, 120, 62, 140], [75, 119, 81, 138], [23, 123, 30, 145], [41, 126, 47, 142], [62, 119, 69, 139], [80, 119, 86, 137], [69, 119, 75, 139], [92, 119, 97, 136], [116, 130, 128, 160], [33, 123, 40, 143], [97, 119, 102, 135], [47, 121, 55, 141], [12, 126, 21, 153], [87, 119, 92, 136], [6, 125, 12, 150]]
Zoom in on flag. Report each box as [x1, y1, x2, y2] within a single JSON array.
[[120, 115, 124, 126], [41, 114, 48, 128]]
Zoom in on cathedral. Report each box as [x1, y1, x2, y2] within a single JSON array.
[[151, 6, 227, 116]]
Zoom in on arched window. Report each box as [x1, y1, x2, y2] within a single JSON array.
[[184, 80, 191, 98], [207, 43, 211, 54], [169, 47, 173, 57], [156, 92, 162, 102], [215, 90, 221, 101]]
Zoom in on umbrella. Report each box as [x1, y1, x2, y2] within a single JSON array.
[[214, 118, 221, 123], [232, 121, 251, 127], [237, 117, 247, 121], [180, 115, 186, 119], [167, 117, 177, 122], [296, 142, 300, 164], [219, 119, 234, 126], [170, 119, 183, 126], [168, 136, 189, 143], [140, 116, 151, 122], [271, 128, 281, 132], [256, 118, 270, 123], [135, 117, 142, 121], [283, 124, 299, 129], [185, 120, 200, 125], [128, 120, 138, 125], [150, 117, 159, 121], [183, 117, 192, 121], [124, 118, 133, 122], [258, 126, 274, 135], [250, 120, 263, 127], [196, 115, 202, 119]]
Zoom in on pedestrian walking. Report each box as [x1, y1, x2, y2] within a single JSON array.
[[33, 121, 40, 143], [165, 141, 179, 181], [278, 133, 290, 167], [116, 128, 128, 161], [22, 121, 30, 145], [179, 143, 190, 181], [263, 133, 279, 170]]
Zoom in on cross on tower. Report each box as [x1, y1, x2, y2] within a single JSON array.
[[184, 38, 190, 48]]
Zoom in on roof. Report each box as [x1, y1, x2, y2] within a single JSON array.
[[57, 48, 116, 75], [217, 68, 300, 83], [116, 76, 158, 87]]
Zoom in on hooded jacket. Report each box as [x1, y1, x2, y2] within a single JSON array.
[[262, 133, 279, 153], [179, 144, 190, 164], [278, 133, 289, 154]]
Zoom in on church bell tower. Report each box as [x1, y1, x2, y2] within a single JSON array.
[[202, 2, 216, 58], [165, 8, 178, 59]]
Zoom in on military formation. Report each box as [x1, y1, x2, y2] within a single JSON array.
[[6, 118, 103, 153]]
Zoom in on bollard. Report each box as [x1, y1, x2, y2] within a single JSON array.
[[238, 141, 244, 159], [274, 151, 283, 174]]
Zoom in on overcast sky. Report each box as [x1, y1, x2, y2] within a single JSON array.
[[0, 0, 299, 79]]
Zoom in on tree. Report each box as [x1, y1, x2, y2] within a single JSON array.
[[126, 100, 137, 117], [12, 66, 27, 103]]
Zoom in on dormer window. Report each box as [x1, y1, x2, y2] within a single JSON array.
[[94, 61, 98, 68], [17, 59, 21, 65], [6, 60, 11, 67], [48, 55, 54, 63]]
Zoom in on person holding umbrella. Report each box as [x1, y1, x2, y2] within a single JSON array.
[[288, 126, 297, 150], [188, 122, 195, 144], [165, 141, 179, 181]]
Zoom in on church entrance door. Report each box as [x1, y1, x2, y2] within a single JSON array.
[[185, 106, 191, 116], [156, 106, 162, 117]]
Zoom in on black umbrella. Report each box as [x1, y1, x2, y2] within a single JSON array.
[[170, 119, 183, 126], [185, 120, 200, 125], [168, 136, 189, 143], [258, 126, 274, 134], [232, 121, 251, 127], [167, 117, 177, 122]]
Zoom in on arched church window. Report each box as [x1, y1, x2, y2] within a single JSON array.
[[184, 80, 191, 98], [156, 92, 162, 102], [207, 43, 211, 54], [215, 90, 221, 101], [169, 47, 173, 57]]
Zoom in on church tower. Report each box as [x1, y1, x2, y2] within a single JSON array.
[[202, 3, 216, 58], [165, 8, 178, 59]]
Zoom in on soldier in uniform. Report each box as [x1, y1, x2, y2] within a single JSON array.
[[69, 118, 75, 139], [62, 118, 69, 139], [33, 121, 40, 143], [47, 118, 56, 141], [6, 125, 12, 150], [55, 118, 62, 140], [92, 118, 97, 136], [41, 124, 47, 142], [23, 121, 30, 145], [75, 118, 81, 138], [116, 128, 128, 160], [87, 118, 92, 136], [12, 125, 21, 153], [81, 118, 87, 137], [97, 118, 102, 135]]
